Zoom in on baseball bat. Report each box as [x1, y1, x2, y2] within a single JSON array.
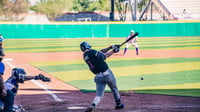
[[119, 32, 139, 48]]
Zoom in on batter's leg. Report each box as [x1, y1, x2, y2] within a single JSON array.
[[85, 75, 106, 112], [92, 82, 106, 106], [106, 69, 124, 109]]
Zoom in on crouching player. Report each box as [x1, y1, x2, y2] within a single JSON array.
[[0, 68, 51, 112]]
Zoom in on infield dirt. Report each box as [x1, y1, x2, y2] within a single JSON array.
[[3, 49, 200, 112]]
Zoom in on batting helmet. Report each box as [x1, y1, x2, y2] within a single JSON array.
[[11, 68, 26, 83], [80, 42, 91, 52]]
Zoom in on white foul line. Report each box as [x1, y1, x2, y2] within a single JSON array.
[[31, 80, 63, 102], [3, 58, 63, 102]]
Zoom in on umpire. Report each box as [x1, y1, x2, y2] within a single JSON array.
[[0, 59, 14, 112], [80, 42, 124, 112]]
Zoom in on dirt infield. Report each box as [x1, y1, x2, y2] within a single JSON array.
[[3, 49, 200, 112]]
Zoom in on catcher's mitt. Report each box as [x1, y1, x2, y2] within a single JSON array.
[[35, 74, 51, 82]]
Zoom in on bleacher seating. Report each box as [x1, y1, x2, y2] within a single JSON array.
[[55, 0, 200, 21], [160, 0, 200, 19]]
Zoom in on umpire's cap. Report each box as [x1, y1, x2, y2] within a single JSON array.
[[80, 42, 91, 52]]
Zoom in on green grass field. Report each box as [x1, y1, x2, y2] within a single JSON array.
[[4, 37, 200, 97]]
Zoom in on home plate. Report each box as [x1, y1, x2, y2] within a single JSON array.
[[67, 106, 86, 110]]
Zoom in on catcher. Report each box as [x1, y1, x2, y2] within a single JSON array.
[[0, 68, 51, 112]]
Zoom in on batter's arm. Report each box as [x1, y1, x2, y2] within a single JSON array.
[[104, 50, 115, 58], [100, 46, 112, 53], [100, 45, 120, 53]]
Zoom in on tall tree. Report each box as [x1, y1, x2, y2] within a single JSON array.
[[30, 0, 69, 20], [97, 0, 110, 11], [71, 0, 93, 12], [0, 0, 30, 21], [115, 0, 129, 21], [137, 0, 148, 12], [71, 0, 109, 12]]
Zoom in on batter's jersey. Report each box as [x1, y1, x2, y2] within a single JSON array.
[[83, 49, 108, 74]]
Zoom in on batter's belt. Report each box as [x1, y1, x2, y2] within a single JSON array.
[[96, 69, 110, 76]]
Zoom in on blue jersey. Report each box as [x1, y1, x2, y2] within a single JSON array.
[[83, 49, 109, 74], [5, 78, 19, 95]]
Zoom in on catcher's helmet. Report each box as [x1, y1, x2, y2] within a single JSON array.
[[80, 42, 91, 52], [11, 68, 26, 83]]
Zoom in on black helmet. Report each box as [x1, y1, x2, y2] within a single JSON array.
[[11, 68, 26, 83], [80, 42, 91, 52]]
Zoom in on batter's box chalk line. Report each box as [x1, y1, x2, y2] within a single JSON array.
[[4, 58, 63, 102]]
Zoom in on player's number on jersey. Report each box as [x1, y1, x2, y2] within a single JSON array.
[[86, 61, 95, 70]]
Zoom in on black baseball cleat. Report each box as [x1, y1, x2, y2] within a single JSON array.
[[115, 103, 125, 109], [85, 105, 94, 112]]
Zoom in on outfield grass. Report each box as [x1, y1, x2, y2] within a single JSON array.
[[5, 37, 200, 97], [4, 37, 200, 53]]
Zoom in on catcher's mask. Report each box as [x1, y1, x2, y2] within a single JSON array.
[[80, 42, 91, 52], [11, 68, 26, 83]]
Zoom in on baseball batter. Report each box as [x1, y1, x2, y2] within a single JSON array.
[[80, 42, 124, 112], [123, 30, 139, 55]]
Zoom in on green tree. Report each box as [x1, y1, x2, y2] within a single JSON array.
[[71, 0, 109, 12], [30, 0, 69, 20], [96, 0, 110, 11], [0, 0, 30, 21], [71, 0, 92, 12], [115, 0, 129, 21], [137, 0, 148, 12]]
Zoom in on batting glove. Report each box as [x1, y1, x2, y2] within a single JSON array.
[[110, 45, 120, 49], [113, 48, 120, 53]]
